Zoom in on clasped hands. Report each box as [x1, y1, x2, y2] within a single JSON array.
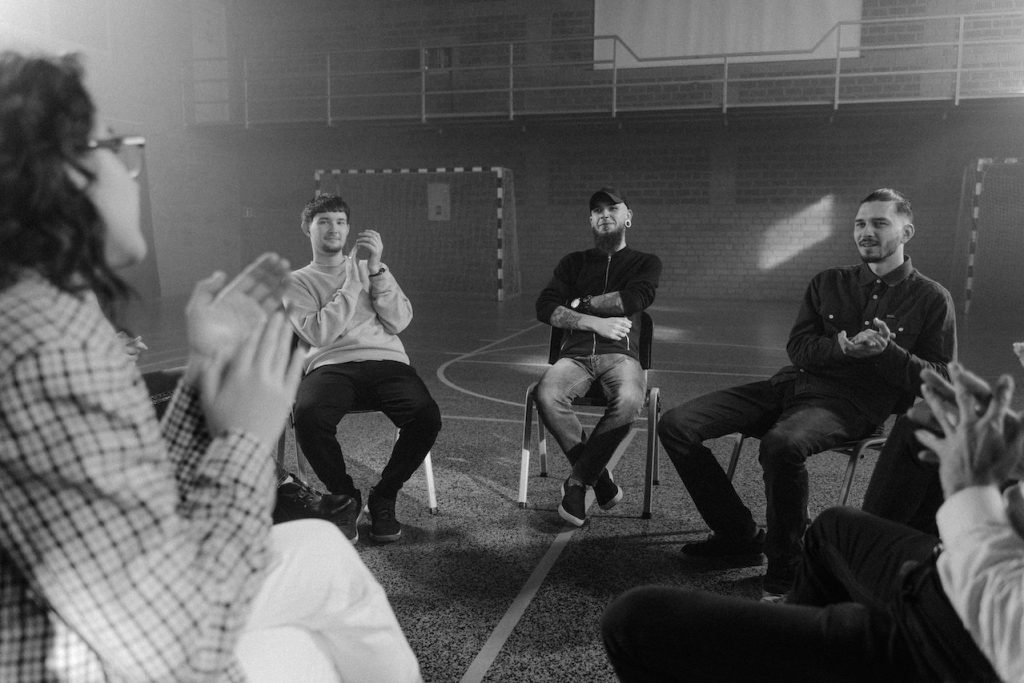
[[837, 317, 892, 357], [911, 361, 1024, 499], [184, 253, 304, 447]]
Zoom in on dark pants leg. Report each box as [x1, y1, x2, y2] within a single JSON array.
[[791, 507, 997, 682], [602, 508, 986, 683], [601, 585, 897, 682], [371, 363, 442, 499], [657, 380, 785, 540], [294, 361, 441, 499], [791, 507, 938, 609], [760, 399, 874, 579], [861, 414, 943, 536]]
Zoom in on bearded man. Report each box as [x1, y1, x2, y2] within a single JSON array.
[[533, 187, 662, 528]]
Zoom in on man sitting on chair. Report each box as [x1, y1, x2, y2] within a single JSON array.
[[282, 194, 442, 544], [534, 186, 661, 527], [657, 188, 956, 597]]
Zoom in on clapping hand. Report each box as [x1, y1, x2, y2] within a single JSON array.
[[349, 229, 384, 274], [837, 318, 892, 358], [184, 253, 291, 370], [914, 363, 1024, 497], [198, 311, 304, 447]]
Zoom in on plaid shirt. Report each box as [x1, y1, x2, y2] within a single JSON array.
[[0, 274, 276, 682]]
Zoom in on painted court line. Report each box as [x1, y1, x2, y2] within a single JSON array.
[[459, 432, 637, 683]]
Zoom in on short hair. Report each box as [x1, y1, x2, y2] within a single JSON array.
[[860, 188, 913, 223], [0, 51, 129, 308], [300, 194, 350, 230]]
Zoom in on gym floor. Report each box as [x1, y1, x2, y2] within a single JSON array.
[[133, 291, 1015, 683]]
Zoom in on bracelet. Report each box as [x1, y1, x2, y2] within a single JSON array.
[[369, 265, 387, 278]]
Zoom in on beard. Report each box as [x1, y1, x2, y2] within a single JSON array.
[[592, 224, 625, 253], [858, 242, 897, 264]]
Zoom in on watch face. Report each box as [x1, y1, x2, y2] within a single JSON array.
[[570, 298, 581, 309]]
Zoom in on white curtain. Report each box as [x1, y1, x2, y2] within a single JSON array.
[[594, 0, 862, 68]]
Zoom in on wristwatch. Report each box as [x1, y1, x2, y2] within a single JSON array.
[[369, 265, 387, 278], [569, 295, 592, 314]]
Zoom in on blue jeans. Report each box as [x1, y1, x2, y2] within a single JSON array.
[[534, 353, 645, 485]]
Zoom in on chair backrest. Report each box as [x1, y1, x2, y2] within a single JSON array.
[[546, 310, 653, 370], [142, 367, 184, 419]]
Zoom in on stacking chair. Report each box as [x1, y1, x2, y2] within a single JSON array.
[[725, 426, 889, 507], [276, 409, 438, 515], [518, 311, 661, 519]]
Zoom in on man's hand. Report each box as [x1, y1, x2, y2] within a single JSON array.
[[350, 229, 384, 273], [591, 316, 632, 341], [184, 254, 291, 375], [837, 317, 892, 358], [915, 364, 1022, 498]]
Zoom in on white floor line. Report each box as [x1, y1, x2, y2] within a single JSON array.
[[436, 323, 546, 408], [459, 431, 636, 683]]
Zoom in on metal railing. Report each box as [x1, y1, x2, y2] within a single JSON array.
[[184, 11, 1024, 127]]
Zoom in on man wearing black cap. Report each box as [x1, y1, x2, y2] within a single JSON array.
[[534, 187, 662, 527]]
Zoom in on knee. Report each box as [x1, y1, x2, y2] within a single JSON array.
[[804, 506, 855, 551], [601, 586, 662, 649], [411, 397, 442, 435], [611, 384, 645, 416], [758, 428, 810, 468], [657, 408, 703, 452], [534, 379, 567, 410]]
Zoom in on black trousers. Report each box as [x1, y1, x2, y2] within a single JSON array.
[[862, 413, 944, 536], [657, 379, 875, 576], [601, 508, 998, 682], [293, 360, 441, 499]]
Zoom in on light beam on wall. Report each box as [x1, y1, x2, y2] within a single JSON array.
[[757, 194, 837, 270]]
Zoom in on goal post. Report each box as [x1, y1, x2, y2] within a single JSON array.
[[314, 166, 521, 301]]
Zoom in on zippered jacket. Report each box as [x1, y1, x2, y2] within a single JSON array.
[[536, 246, 661, 361]]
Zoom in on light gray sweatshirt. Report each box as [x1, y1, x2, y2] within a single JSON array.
[[284, 259, 412, 372]]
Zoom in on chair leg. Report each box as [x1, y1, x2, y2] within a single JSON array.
[[726, 433, 745, 481], [642, 387, 660, 519], [518, 384, 537, 508], [422, 452, 438, 515]]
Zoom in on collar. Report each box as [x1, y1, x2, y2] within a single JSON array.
[[857, 256, 913, 287]]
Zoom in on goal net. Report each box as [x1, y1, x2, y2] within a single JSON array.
[[315, 166, 521, 301]]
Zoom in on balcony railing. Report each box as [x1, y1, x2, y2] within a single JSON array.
[[185, 11, 1024, 127]]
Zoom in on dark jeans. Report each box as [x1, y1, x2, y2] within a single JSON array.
[[293, 360, 441, 499], [862, 414, 943, 536], [601, 508, 997, 682], [657, 379, 875, 576]]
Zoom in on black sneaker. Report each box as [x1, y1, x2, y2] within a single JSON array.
[[333, 490, 362, 543], [273, 475, 360, 542], [558, 478, 587, 527], [366, 488, 402, 542], [762, 560, 797, 599], [680, 529, 766, 567], [594, 469, 622, 510]]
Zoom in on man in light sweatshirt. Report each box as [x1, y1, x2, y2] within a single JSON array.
[[283, 193, 442, 544]]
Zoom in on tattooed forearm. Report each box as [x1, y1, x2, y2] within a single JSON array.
[[550, 306, 585, 330], [589, 292, 624, 315]]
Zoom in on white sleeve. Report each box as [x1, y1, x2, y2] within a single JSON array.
[[936, 483, 1024, 682]]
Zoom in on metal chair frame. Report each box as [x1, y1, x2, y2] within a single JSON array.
[[725, 428, 888, 507]]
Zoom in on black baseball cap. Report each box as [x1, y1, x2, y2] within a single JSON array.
[[589, 186, 628, 210]]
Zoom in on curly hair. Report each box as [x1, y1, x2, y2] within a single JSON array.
[[300, 194, 350, 231], [0, 51, 129, 309]]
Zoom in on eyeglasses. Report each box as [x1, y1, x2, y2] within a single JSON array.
[[86, 135, 146, 179]]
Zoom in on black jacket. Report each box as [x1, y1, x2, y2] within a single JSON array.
[[536, 246, 661, 361]]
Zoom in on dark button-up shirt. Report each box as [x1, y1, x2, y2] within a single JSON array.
[[773, 257, 957, 425]]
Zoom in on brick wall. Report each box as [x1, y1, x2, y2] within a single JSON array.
[[216, 0, 1024, 309]]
